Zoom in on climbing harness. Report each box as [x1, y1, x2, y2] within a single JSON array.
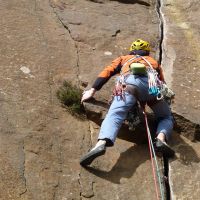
[[111, 54, 175, 104], [120, 55, 164, 99], [110, 55, 144, 103], [143, 105, 165, 200], [110, 55, 175, 130]]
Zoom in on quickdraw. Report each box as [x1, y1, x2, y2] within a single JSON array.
[[109, 75, 127, 104], [139, 56, 163, 99], [159, 84, 175, 104]]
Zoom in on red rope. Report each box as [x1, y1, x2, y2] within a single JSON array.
[[143, 110, 160, 200]]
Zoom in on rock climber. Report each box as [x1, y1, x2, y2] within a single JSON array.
[[80, 39, 175, 166]]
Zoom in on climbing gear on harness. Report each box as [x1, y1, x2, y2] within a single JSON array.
[[159, 84, 175, 104], [130, 39, 150, 52], [143, 105, 165, 200], [110, 54, 174, 130], [130, 62, 147, 75], [121, 55, 164, 99], [109, 75, 127, 104], [139, 56, 163, 98], [147, 67, 161, 97], [142, 57, 175, 103]]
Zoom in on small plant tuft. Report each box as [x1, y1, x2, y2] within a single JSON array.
[[57, 81, 85, 117]]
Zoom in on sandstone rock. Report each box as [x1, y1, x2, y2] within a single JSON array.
[[1, 0, 200, 199], [160, 0, 200, 198]]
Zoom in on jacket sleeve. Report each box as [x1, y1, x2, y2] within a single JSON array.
[[92, 57, 122, 90]]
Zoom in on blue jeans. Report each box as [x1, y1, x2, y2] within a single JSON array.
[[98, 75, 174, 145]]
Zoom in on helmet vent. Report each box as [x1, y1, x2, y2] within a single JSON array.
[[129, 39, 150, 52]]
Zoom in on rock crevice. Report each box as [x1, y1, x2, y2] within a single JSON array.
[[19, 141, 28, 197], [156, 1, 172, 199], [156, 0, 164, 64], [49, 3, 81, 86]]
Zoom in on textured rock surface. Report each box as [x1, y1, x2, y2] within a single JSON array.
[[169, 133, 200, 200], [161, 0, 200, 124], [0, 1, 89, 199], [160, 0, 200, 199], [0, 0, 200, 200]]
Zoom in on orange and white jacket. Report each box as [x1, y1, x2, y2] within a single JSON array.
[[92, 54, 165, 90]]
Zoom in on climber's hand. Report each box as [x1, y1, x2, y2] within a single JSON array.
[[81, 88, 96, 103]]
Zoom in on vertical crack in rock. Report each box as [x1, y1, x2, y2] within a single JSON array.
[[156, 0, 164, 64], [78, 133, 84, 199], [49, 2, 81, 86], [156, 0, 171, 199], [163, 157, 171, 200], [75, 43, 81, 87], [53, 139, 63, 200], [78, 173, 83, 200], [20, 140, 27, 197], [78, 122, 94, 199], [35, 0, 54, 104], [77, 121, 91, 197]]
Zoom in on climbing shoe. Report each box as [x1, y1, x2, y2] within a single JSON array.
[[155, 138, 175, 158], [80, 143, 106, 166]]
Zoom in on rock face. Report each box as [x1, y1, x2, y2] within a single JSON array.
[[0, 0, 200, 200], [161, 0, 200, 124], [0, 1, 88, 199], [160, 0, 200, 199]]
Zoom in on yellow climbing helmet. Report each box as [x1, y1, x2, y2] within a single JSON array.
[[129, 39, 150, 52]]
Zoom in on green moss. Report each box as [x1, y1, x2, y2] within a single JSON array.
[[57, 81, 85, 117]]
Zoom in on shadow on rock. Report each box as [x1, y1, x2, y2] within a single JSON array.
[[173, 112, 200, 142], [88, 0, 150, 6], [117, 114, 157, 145], [110, 0, 150, 6], [171, 132, 200, 166], [84, 144, 149, 184]]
